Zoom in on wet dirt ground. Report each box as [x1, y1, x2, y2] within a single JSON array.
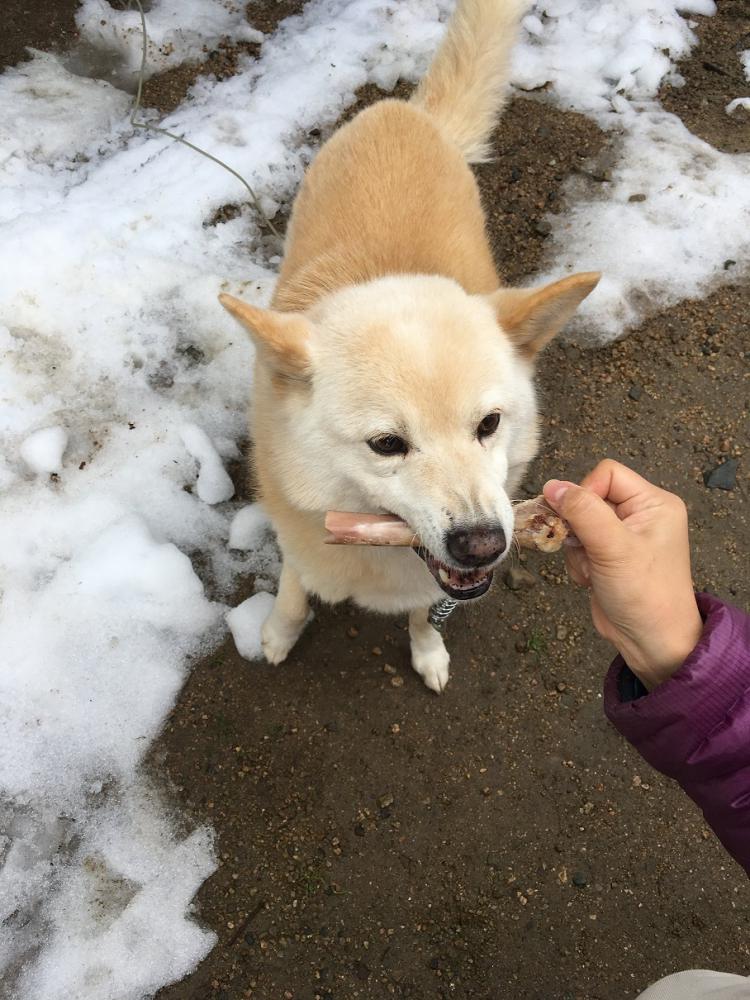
[[4, 2, 748, 999]]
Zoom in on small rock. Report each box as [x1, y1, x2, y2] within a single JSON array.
[[324, 721, 339, 733], [556, 625, 568, 640], [371, 646, 383, 656], [353, 961, 370, 981], [627, 384, 643, 401], [703, 458, 738, 491], [383, 663, 397, 675], [389, 723, 400, 734], [572, 871, 589, 888], [347, 625, 359, 638], [628, 193, 647, 202], [390, 675, 404, 688], [354, 823, 365, 837], [504, 565, 536, 591], [481, 786, 492, 797], [377, 793, 394, 809], [510, 165, 521, 182], [556, 681, 567, 692], [534, 219, 552, 237]]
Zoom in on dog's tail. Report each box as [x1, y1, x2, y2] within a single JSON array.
[[411, 0, 526, 163]]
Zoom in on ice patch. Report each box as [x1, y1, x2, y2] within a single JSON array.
[[20, 426, 68, 475], [226, 591, 276, 660]]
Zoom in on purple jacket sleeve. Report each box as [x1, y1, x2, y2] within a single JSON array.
[[604, 592, 750, 876]]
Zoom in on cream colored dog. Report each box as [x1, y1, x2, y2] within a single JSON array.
[[220, 0, 599, 692]]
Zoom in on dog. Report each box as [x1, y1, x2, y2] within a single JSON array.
[[220, 0, 599, 692]]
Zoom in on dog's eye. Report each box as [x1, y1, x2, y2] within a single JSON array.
[[477, 412, 501, 439], [368, 434, 409, 457]]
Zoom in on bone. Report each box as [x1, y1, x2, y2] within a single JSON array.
[[324, 496, 570, 554]]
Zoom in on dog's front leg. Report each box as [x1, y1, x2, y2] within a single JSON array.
[[261, 561, 310, 665], [409, 608, 450, 694]]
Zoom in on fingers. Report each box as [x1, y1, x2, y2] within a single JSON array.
[[543, 480, 625, 559], [579, 459, 654, 506]]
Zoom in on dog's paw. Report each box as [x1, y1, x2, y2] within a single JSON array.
[[412, 644, 450, 694], [261, 617, 299, 665]]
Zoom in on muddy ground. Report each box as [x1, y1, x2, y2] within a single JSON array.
[[4, 2, 749, 999]]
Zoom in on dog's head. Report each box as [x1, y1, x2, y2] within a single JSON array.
[[220, 272, 598, 600]]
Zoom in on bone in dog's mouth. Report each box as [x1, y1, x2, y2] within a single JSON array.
[[324, 497, 569, 601]]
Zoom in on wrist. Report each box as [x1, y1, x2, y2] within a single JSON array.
[[616, 602, 704, 690]]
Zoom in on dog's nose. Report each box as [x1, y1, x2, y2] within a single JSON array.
[[446, 525, 507, 567]]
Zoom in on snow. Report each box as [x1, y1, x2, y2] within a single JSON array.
[[180, 423, 235, 503], [726, 98, 750, 115], [511, 0, 749, 337], [74, 0, 263, 84], [19, 426, 68, 475], [1, 0, 748, 997], [226, 591, 276, 660], [229, 502, 271, 550]]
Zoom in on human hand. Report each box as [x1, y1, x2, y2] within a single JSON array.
[[543, 460, 703, 690]]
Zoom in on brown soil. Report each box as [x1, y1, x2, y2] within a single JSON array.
[[3, 4, 748, 1000], [659, 0, 750, 154]]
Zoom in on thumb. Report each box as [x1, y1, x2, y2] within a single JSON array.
[[543, 480, 626, 560]]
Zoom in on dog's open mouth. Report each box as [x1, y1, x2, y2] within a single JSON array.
[[418, 549, 494, 601]]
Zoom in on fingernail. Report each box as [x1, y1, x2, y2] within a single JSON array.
[[543, 479, 574, 506]]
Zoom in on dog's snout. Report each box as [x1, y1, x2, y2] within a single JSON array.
[[446, 525, 507, 567]]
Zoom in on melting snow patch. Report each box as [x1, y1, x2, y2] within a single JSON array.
[[513, 0, 750, 335]]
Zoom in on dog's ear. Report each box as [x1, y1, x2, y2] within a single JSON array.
[[488, 272, 600, 359], [219, 293, 313, 381]]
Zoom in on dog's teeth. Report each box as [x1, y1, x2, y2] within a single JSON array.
[[438, 567, 450, 583]]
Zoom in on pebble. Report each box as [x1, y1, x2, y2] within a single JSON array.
[[556, 681, 567, 692], [390, 676, 404, 688], [503, 565, 536, 591], [572, 871, 589, 888], [534, 219, 552, 237], [347, 625, 359, 638], [383, 663, 397, 675], [378, 793, 394, 809], [628, 192, 647, 202], [628, 383, 643, 401], [703, 458, 738, 491], [556, 625, 568, 640], [371, 646, 383, 656]]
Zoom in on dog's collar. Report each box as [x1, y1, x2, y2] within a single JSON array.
[[428, 597, 458, 631]]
